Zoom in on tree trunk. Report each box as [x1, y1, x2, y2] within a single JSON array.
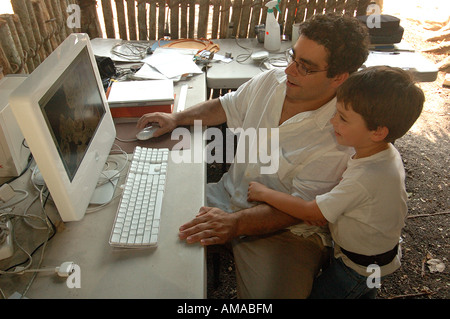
[[422, 41, 450, 54], [425, 30, 450, 42], [436, 55, 450, 72]]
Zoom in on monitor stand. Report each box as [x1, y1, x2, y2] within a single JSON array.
[[89, 170, 119, 205]]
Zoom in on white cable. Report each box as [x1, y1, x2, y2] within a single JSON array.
[[0, 189, 29, 210], [0, 213, 47, 275], [86, 143, 129, 213], [23, 194, 47, 230], [14, 261, 75, 277], [115, 136, 138, 143]]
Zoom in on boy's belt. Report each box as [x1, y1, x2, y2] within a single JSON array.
[[340, 244, 399, 267]]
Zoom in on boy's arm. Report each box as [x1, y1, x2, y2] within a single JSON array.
[[247, 182, 327, 224]]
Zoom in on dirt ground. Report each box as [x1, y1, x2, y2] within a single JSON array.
[[206, 12, 449, 299]]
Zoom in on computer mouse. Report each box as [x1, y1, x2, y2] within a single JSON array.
[[136, 124, 160, 141]]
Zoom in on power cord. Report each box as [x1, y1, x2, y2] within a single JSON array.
[[86, 143, 129, 214], [13, 261, 76, 277], [0, 182, 56, 299], [110, 41, 152, 61]]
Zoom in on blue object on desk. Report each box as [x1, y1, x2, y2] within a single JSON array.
[[151, 40, 172, 51]]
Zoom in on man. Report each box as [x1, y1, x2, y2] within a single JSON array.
[[137, 13, 370, 298]]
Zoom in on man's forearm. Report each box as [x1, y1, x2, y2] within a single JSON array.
[[234, 203, 301, 237], [174, 98, 227, 127]]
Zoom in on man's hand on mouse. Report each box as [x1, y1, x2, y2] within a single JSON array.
[[137, 112, 177, 138]]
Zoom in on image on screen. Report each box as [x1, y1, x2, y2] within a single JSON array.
[[39, 47, 105, 181]]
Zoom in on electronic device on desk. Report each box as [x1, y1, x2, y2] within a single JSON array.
[[9, 33, 117, 222], [107, 79, 174, 118], [109, 146, 168, 248], [0, 76, 31, 179]]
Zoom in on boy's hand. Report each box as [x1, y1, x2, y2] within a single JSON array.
[[247, 181, 269, 202]]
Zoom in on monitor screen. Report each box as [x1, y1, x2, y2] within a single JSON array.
[[39, 47, 105, 182], [9, 34, 116, 222]]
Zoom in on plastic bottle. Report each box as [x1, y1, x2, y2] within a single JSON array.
[[264, 0, 281, 52]]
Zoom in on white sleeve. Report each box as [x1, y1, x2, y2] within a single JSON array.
[[315, 179, 368, 223]]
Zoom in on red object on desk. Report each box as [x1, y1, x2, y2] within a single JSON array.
[[109, 103, 174, 118]]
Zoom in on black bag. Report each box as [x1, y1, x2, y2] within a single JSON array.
[[357, 15, 404, 44], [95, 55, 117, 79]]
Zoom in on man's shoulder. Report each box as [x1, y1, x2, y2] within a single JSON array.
[[254, 68, 286, 83]]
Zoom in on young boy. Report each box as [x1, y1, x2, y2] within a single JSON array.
[[247, 66, 425, 299]]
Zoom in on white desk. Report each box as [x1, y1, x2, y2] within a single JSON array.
[[0, 74, 207, 299], [207, 38, 291, 89], [207, 38, 439, 89]]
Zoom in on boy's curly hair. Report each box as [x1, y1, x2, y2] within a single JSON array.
[[299, 13, 370, 77]]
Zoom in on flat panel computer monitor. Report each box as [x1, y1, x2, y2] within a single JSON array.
[[9, 33, 116, 222]]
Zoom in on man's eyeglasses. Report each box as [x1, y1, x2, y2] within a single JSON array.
[[285, 48, 328, 76]]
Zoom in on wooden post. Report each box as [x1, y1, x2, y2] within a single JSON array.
[[316, 0, 326, 15], [187, 0, 195, 39], [10, 1, 40, 69], [60, 0, 73, 37], [0, 47, 13, 76], [102, 0, 116, 38], [197, 0, 208, 38], [325, 0, 337, 13], [40, 0, 60, 50], [78, 0, 103, 38], [24, 0, 47, 62], [239, 0, 253, 38], [137, 0, 147, 40], [356, 0, 371, 16], [219, 0, 231, 39], [335, 0, 346, 14], [0, 18, 22, 74], [211, 0, 221, 39], [277, 0, 287, 35], [170, 0, 179, 39], [285, 0, 298, 40], [180, 0, 187, 38], [0, 14, 26, 73], [126, 0, 137, 40], [157, 0, 165, 40], [49, 0, 67, 43], [114, 0, 128, 40], [248, 0, 262, 38], [344, 0, 358, 16], [148, 0, 157, 40], [12, 14, 35, 72], [230, 0, 242, 38], [11, 0, 41, 68], [32, 0, 54, 55]]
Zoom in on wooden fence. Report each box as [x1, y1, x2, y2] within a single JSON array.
[[0, 0, 374, 77]]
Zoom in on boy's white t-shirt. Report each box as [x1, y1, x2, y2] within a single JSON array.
[[316, 143, 407, 276]]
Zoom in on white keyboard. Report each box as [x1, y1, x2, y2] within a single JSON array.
[[109, 146, 169, 248]]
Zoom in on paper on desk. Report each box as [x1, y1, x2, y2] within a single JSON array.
[[133, 63, 182, 81], [142, 48, 203, 79], [213, 54, 233, 63]]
